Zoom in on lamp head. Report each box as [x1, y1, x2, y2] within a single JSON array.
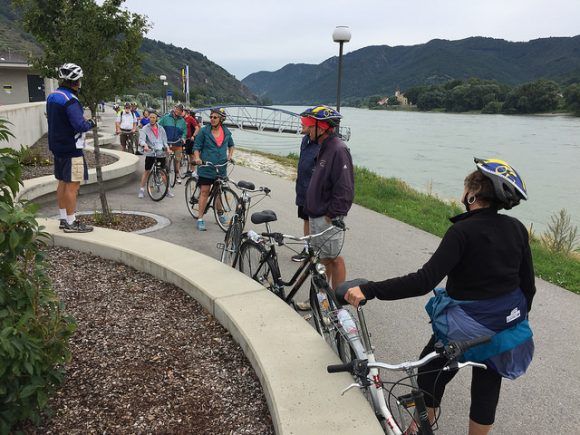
[[333, 26, 351, 43]]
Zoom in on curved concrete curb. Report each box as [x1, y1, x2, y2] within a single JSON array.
[[16, 141, 138, 202], [40, 218, 383, 435]]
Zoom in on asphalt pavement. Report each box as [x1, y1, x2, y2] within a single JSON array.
[[38, 111, 580, 434]]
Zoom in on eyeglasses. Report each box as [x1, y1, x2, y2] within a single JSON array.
[[210, 116, 221, 119]]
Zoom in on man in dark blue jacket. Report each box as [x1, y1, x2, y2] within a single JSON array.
[[46, 63, 95, 233]]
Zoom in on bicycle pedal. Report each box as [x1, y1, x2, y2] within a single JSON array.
[[303, 314, 312, 321]]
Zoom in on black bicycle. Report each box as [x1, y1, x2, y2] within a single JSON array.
[[218, 181, 271, 266], [183, 161, 239, 232], [146, 151, 170, 201]]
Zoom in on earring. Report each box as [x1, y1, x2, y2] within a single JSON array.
[[467, 195, 476, 205]]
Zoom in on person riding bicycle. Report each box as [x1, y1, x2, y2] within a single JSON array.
[[302, 105, 354, 292], [115, 102, 137, 153], [159, 103, 187, 184], [343, 158, 536, 435], [192, 107, 235, 231], [137, 110, 173, 199]]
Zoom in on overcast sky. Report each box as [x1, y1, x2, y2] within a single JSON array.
[[121, 0, 580, 80]]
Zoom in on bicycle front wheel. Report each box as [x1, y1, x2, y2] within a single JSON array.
[[147, 168, 168, 201], [213, 185, 239, 232], [309, 280, 339, 349], [167, 155, 177, 187], [184, 177, 201, 219], [220, 217, 242, 266], [238, 240, 281, 296]]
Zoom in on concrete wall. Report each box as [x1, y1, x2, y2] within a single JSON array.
[[0, 102, 47, 150], [0, 67, 30, 105]]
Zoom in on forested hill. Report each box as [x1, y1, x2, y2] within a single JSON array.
[[0, 0, 257, 105], [242, 36, 580, 104]]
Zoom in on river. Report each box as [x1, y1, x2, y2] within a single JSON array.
[[231, 106, 580, 233]]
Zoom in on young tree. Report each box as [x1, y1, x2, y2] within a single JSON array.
[[14, 0, 149, 221]]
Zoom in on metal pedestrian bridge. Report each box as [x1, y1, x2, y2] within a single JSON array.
[[192, 105, 351, 142]]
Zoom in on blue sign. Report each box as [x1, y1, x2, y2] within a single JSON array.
[[166, 89, 173, 97]]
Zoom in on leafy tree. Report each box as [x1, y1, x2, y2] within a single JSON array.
[[502, 79, 561, 114], [417, 90, 445, 111], [14, 0, 149, 221], [403, 85, 428, 105], [1, 120, 76, 431], [564, 83, 580, 115]]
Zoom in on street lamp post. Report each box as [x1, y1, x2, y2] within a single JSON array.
[[159, 74, 167, 113], [332, 26, 351, 113]]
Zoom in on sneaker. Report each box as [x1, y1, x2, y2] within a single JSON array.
[[138, 189, 144, 198], [63, 220, 94, 233], [167, 191, 175, 198], [295, 300, 311, 311], [59, 219, 67, 229], [177, 177, 182, 184], [291, 248, 309, 262], [218, 214, 228, 225], [197, 219, 206, 231]]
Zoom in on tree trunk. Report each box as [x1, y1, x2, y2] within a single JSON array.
[[90, 106, 112, 222]]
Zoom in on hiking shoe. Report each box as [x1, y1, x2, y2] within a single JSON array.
[[295, 300, 311, 311], [291, 248, 309, 262], [63, 220, 94, 233], [185, 170, 192, 178], [177, 177, 182, 184], [138, 189, 144, 198], [197, 219, 206, 231], [218, 214, 228, 225], [59, 219, 67, 229]]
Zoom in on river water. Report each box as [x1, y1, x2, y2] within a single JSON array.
[[231, 106, 580, 233]]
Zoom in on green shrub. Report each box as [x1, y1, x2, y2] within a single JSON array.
[[541, 209, 578, 255], [0, 137, 76, 430], [16, 145, 51, 167]]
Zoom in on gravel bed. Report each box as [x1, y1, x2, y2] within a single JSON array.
[[20, 247, 273, 434], [21, 134, 117, 180], [76, 213, 156, 232]]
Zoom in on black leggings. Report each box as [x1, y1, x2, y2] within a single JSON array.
[[417, 336, 503, 425]]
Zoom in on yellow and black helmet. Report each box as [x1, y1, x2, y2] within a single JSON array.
[[475, 157, 528, 210]]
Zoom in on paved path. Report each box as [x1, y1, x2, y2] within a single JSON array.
[[39, 113, 580, 433]]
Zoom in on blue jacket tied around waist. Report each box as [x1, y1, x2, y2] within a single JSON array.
[[426, 288, 534, 380]]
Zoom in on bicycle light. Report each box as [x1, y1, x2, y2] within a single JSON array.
[[315, 263, 327, 276]]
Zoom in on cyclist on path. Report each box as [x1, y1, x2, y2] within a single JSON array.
[[302, 105, 354, 291], [137, 110, 172, 198], [343, 158, 536, 435], [184, 108, 201, 177], [115, 102, 137, 153], [192, 107, 235, 231], [46, 62, 95, 233], [159, 103, 187, 183]]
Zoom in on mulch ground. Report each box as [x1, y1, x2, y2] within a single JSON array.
[[21, 134, 118, 180], [20, 247, 274, 434], [76, 213, 157, 232]]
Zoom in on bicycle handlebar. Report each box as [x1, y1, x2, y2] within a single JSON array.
[[261, 218, 346, 245], [198, 160, 233, 168], [327, 336, 491, 375]]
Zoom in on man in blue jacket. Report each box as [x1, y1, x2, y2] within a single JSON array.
[[46, 63, 95, 233]]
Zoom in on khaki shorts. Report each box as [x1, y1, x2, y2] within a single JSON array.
[[309, 216, 345, 259]]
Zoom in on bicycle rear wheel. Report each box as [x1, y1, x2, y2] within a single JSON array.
[[238, 239, 281, 296], [147, 167, 168, 201], [309, 279, 339, 350], [179, 153, 189, 178], [220, 216, 242, 265], [167, 155, 177, 187], [184, 177, 201, 219], [213, 185, 239, 232]]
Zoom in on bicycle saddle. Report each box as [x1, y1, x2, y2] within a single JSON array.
[[251, 210, 277, 224], [237, 180, 255, 190], [335, 279, 369, 307]]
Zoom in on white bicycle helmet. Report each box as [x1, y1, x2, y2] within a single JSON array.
[[58, 63, 84, 81]]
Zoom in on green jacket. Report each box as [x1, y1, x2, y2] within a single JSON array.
[[158, 111, 187, 144], [193, 124, 234, 179]]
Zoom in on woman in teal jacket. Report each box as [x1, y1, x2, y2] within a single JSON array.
[[192, 108, 235, 231]]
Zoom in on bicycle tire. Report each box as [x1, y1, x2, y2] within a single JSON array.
[[178, 153, 189, 178], [238, 239, 280, 296], [214, 185, 240, 232], [147, 167, 168, 201], [309, 280, 339, 350], [220, 217, 242, 265], [184, 177, 201, 219], [168, 155, 177, 187]]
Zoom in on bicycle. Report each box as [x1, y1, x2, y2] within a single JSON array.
[[217, 181, 271, 266], [324, 282, 491, 435], [183, 161, 239, 232], [166, 152, 177, 187], [146, 151, 170, 201], [237, 212, 346, 340]]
